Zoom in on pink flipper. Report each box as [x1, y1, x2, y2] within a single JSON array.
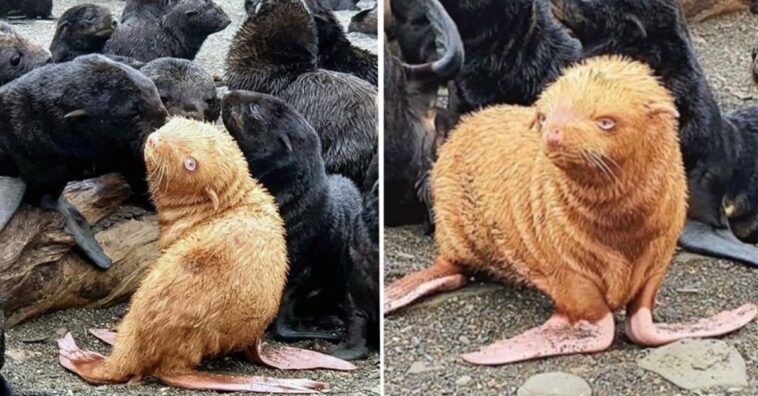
[[58, 333, 126, 385], [384, 259, 466, 315], [89, 329, 117, 346], [247, 340, 356, 371], [461, 313, 615, 365], [158, 371, 327, 394], [625, 303, 757, 346]]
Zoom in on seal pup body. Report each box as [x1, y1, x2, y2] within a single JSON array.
[[385, 56, 757, 364], [227, 0, 377, 187], [50, 4, 119, 63], [0, 22, 51, 86], [121, 0, 179, 22], [552, 0, 758, 267], [222, 90, 365, 345], [105, 0, 231, 62], [141, 57, 220, 121], [0, 0, 53, 19], [58, 118, 353, 392], [0, 55, 168, 269]]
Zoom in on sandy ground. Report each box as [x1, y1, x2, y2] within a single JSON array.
[[3, 0, 379, 395], [384, 11, 758, 396]]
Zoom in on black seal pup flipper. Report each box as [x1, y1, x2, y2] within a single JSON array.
[[679, 220, 758, 267], [0, 176, 25, 233], [272, 311, 342, 343], [331, 309, 369, 361], [40, 195, 113, 269], [0, 375, 13, 396]]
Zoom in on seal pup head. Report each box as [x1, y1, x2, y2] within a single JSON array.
[[141, 57, 220, 122], [51, 4, 118, 61], [0, 22, 51, 85], [169, 0, 231, 34], [221, 90, 322, 169], [534, 55, 680, 183], [144, 117, 253, 210]]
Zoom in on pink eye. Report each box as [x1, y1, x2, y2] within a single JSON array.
[[184, 157, 197, 172], [596, 118, 616, 131]]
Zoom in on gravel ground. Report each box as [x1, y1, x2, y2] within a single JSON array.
[[3, 1, 378, 395], [384, 11, 758, 396]]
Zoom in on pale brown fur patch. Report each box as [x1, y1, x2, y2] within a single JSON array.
[[431, 56, 687, 321]]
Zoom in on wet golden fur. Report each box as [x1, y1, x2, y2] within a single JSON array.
[[90, 118, 287, 380], [431, 56, 687, 321]]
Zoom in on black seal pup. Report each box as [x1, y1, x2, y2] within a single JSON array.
[[384, 0, 464, 229], [227, 0, 377, 188], [222, 90, 364, 344], [0, 0, 53, 19], [305, 0, 377, 85], [105, 0, 231, 62], [349, 5, 377, 35], [552, 0, 758, 267], [50, 4, 119, 63], [0, 55, 168, 269], [0, 22, 51, 86], [121, 0, 179, 22], [334, 154, 379, 360], [141, 57, 220, 121]]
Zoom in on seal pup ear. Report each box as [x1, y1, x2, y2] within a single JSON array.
[[205, 187, 220, 211], [645, 101, 679, 119]]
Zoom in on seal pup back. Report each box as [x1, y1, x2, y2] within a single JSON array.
[[57, 118, 353, 392], [385, 56, 756, 364]]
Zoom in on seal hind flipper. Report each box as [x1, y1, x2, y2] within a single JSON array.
[[679, 220, 758, 267], [0, 176, 25, 234], [246, 340, 356, 371], [89, 329, 117, 346], [41, 195, 113, 269], [384, 259, 465, 315], [271, 316, 342, 342], [158, 371, 326, 393], [57, 333, 123, 385]]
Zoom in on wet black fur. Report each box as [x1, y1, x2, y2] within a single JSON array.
[[141, 57, 220, 121], [0, 22, 51, 86], [50, 4, 118, 63], [0, 0, 52, 19], [222, 90, 363, 345], [438, 0, 580, 116], [307, 0, 377, 85], [121, 0, 179, 22], [0, 55, 168, 204], [227, 0, 377, 188], [105, 0, 231, 62]]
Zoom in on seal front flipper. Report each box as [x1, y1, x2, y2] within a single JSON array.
[[40, 194, 113, 269], [158, 371, 326, 394], [461, 313, 615, 366], [89, 329, 117, 346], [246, 340, 356, 371], [678, 220, 758, 267], [384, 259, 465, 315], [0, 176, 25, 233], [57, 333, 125, 385]]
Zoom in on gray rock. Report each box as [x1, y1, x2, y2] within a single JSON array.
[[406, 361, 442, 374], [455, 375, 473, 386], [517, 372, 592, 396], [637, 339, 748, 390]]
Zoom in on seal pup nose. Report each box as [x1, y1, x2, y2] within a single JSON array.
[[546, 129, 562, 146]]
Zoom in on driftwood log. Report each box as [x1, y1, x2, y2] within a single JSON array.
[[680, 0, 753, 22], [0, 173, 159, 327]]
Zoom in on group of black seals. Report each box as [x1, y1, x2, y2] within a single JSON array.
[[0, 0, 52, 19], [551, 0, 758, 267], [0, 22, 51, 86], [227, 0, 377, 187], [0, 55, 168, 269], [222, 90, 378, 359]]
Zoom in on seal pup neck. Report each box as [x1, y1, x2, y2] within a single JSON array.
[[226, 0, 318, 94], [144, 117, 275, 248]]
